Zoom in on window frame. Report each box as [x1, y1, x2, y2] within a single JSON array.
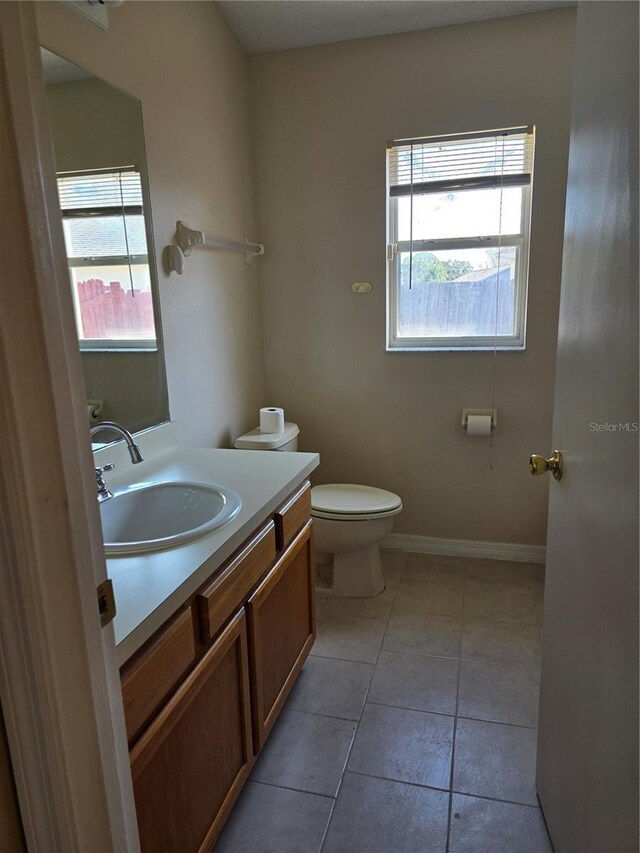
[[386, 131, 533, 352], [58, 167, 158, 352]]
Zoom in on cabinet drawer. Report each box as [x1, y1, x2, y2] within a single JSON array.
[[274, 480, 311, 551], [131, 609, 253, 853], [247, 521, 315, 752], [121, 607, 196, 745], [197, 521, 276, 643]]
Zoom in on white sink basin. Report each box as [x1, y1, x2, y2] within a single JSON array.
[[100, 481, 242, 555]]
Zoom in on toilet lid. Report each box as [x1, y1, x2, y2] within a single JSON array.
[[311, 484, 402, 516]]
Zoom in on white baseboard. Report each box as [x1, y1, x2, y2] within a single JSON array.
[[381, 533, 546, 564]]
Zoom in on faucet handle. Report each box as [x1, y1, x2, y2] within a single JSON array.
[[96, 463, 116, 476], [95, 463, 115, 503]]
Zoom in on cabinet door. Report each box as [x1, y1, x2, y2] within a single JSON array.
[[130, 609, 253, 853], [247, 521, 315, 751]]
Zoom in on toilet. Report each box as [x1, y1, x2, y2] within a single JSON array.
[[235, 423, 403, 598], [311, 483, 402, 597]]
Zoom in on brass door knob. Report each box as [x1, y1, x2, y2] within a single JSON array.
[[529, 450, 563, 480]]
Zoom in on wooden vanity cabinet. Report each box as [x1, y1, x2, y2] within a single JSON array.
[[197, 521, 276, 643], [130, 609, 253, 853], [121, 607, 197, 745], [123, 479, 314, 852], [247, 520, 315, 751]]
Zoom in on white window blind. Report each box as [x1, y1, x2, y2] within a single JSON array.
[[57, 167, 148, 260], [57, 167, 143, 213], [387, 126, 534, 196]]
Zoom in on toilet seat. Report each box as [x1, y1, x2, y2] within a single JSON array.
[[311, 484, 403, 522]]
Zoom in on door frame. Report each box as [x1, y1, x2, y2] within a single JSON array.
[[0, 3, 139, 850]]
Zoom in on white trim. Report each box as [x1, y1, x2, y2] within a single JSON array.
[[382, 533, 546, 563], [395, 235, 524, 252]]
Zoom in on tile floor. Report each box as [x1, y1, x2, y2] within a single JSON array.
[[215, 550, 551, 853]]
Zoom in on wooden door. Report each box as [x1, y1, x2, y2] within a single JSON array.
[[130, 609, 253, 853], [0, 5, 138, 850], [0, 713, 24, 852], [535, 4, 639, 851], [247, 521, 315, 751]]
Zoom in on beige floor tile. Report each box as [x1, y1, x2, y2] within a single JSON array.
[[379, 548, 407, 589], [403, 553, 470, 581], [368, 650, 458, 715], [214, 781, 333, 853], [463, 580, 537, 625], [449, 794, 553, 853], [461, 619, 541, 668], [394, 575, 465, 617], [286, 656, 373, 721], [403, 555, 545, 587], [453, 718, 539, 805], [322, 773, 449, 853], [312, 610, 386, 663], [458, 661, 540, 727], [464, 559, 545, 588], [229, 549, 549, 853], [347, 702, 454, 789], [250, 709, 356, 797], [323, 584, 396, 621], [384, 612, 461, 658], [533, 586, 545, 631], [315, 592, 329, 615]]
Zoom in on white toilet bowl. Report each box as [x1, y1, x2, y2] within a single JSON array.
[[234, 425, 403, 599], [312, 484, 402, 598]]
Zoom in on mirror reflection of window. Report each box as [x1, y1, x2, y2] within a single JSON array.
[[40, 46, 170, 436], [57, 168, 157, 349]]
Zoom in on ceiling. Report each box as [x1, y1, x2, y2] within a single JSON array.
[[217, 0, 575, 54]]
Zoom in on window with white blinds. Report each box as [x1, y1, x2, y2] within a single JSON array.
[[56, 167, 157, 349], [386, 126, 535, 351], [58, 168, 144, 213]]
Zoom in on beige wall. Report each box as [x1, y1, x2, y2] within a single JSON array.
[[37, 1, 266, 448], [251, 9, 576, 545], [45, 77, 168, 433]]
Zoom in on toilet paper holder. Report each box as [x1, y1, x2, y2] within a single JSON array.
[[461, 408, 497, 432]]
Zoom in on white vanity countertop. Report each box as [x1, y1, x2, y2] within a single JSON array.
[[101, 440, 319, 666]]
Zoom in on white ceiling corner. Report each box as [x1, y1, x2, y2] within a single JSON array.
[[217, 0, 576, 54]]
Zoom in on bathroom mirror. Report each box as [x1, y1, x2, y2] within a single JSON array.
[[40, 47, 169, 439]]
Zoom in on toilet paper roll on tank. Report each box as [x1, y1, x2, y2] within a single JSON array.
[[259, 407, 285, 434], [235, 409, 299, 451]]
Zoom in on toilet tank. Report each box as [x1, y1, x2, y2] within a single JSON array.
[[234, 422, 299, 452]]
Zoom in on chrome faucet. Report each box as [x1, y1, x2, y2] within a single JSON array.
[[90, 421, 144, 502]]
